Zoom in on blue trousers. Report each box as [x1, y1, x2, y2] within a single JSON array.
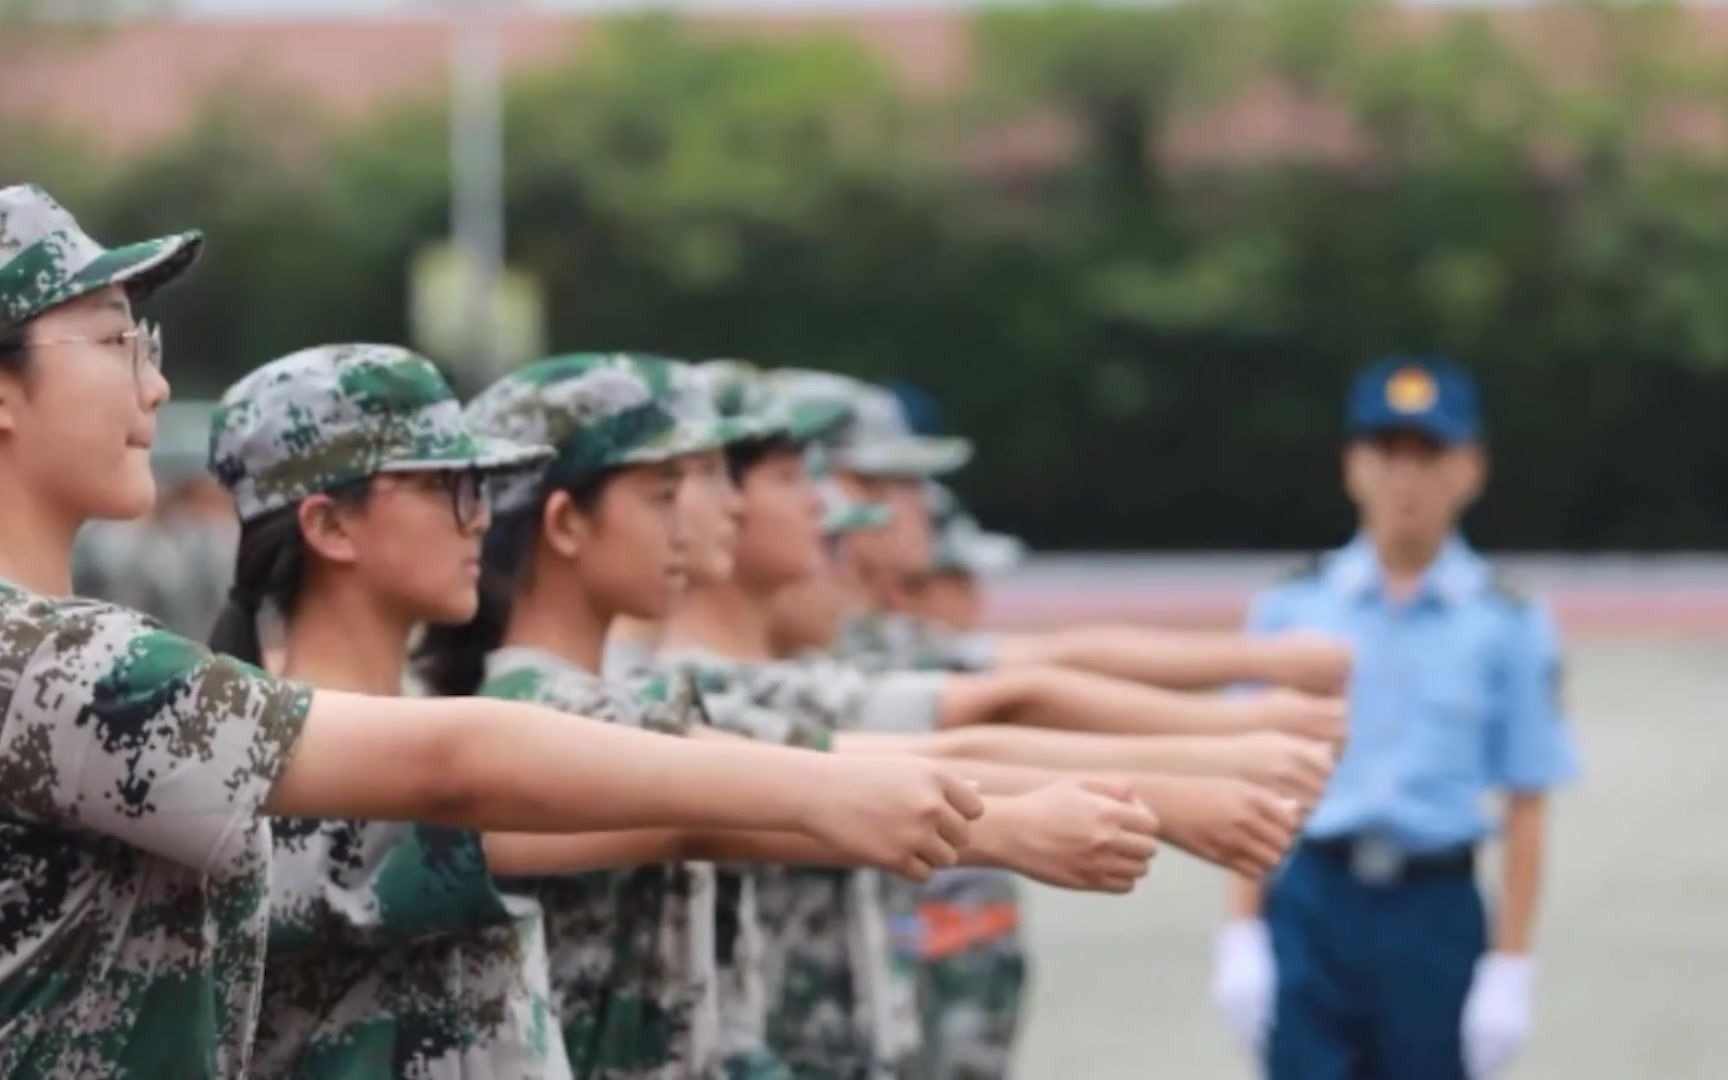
[[1264, 846, 1487, 1080]]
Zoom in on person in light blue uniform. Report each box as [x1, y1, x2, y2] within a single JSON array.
[[1211, 357, 1579, 1080]]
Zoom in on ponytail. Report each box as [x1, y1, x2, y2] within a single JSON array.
[[414, 467, 617, 696], [207, 480, 370, 666], [207, 505, 304, 666]]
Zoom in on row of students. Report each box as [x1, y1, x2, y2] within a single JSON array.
[[0, 183, 1348, 1077]]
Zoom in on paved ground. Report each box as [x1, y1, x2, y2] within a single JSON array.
[[1012, 635, 1728, 1079]]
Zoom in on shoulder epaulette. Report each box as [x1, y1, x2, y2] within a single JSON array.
[[1487, 568, 1533, 608]]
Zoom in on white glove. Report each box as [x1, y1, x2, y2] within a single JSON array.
[[1211, 919, 1276, 1056], [1461, 952, 1534, 1079]]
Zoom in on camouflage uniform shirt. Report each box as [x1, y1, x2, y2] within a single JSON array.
[[254, 813, 567, 1078], [479, 646, 719, 1079], [0, 582, 311, 1077], [664, 650, 945, 1080]]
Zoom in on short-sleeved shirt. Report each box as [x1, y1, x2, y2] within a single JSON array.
[[0, 581, 311, 1076], [837, 611, 994, 676], [690, 650, 946, 1079], [1247, 535, 1580, 853], [841, 616, 1026, 970], [479, 646, 719, 1079], [256, 813, 567, 1077]]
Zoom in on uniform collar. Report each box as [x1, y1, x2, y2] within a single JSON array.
[[1325, 533, 1486, 608]]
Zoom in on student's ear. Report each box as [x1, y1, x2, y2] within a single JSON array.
[[297, 494, 361, 565], [1458, 444, 1489, 507], [541, 489, 591, 561]]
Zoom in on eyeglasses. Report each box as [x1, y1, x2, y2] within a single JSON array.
[[386, 469, 490, 532], [22, 320, 163, 390]]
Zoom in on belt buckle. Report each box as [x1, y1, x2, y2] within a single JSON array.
[[1349, 836, 1404, 886]]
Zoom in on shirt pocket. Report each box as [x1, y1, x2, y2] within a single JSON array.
[[1411, 658, 1492, 783]]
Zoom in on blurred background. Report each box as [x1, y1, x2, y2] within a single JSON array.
[[6, 1, 1725, 1076]]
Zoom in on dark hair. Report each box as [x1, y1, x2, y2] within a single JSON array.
[[724, 436, 801, 486], [0, 323, 31, 376], [413, 468, 613, 697], [206, 481, 370, 666]]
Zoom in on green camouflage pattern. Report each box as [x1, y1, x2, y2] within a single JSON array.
[[254, 817, 567, 1079], [73, 513, 237, 640], [465, 353, 736, 513], [479, 646, 720, 1079], [699, 360, 851, 445], [0, 581, 311, 1077], [667, 652, 947, 1079], [211, 343, 550, 523], [837, 611, 997, 676], [925, 484, 1025, 580], [672, 360, 781, 449], [820, 479, 892, 537], [834, 612, 1028, 1080], [765, 370, 971, 479], [916, 937, 1027, 1080], [0, 183, 202, 331], [655, 649, 831, 1079]]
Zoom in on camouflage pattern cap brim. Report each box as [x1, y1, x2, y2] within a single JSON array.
[[784, 399, 852, 445], [373, 432, 554, 477], [818, 478, 891, 536], [933, 528, 1026, 578], [825, 501, 893, 536], [0, 184, 203, 330], [67, 231, 204, 307], [212, 343, 550, 522], [833, 435, 974, 478]]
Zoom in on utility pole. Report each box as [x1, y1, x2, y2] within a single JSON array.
[[448, 0, 505, 380]]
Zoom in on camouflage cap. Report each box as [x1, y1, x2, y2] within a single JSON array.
[[766, 369, 972, 478], [699, 359, 851, 445], [927, 482, 1025, 578], [820, 478, 892, 537], [464, 352, 736, 512], [211, 344, 551, 522], [671, 360, 780, 449], [0, 183, 203, 332]]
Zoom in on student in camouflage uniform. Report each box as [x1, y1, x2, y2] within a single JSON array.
[[661, 363, 1343, 1077], [205, 343, 575, 1078], [767, 370, 1356, 696], [73, 399, 238, 638], [900, 485, 1033, 1080], [419, 353, 989, 1078], [760, 372, 1353, 1078], [0, 184, 982, 1077]]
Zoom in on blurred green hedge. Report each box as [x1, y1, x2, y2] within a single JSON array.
[[7, 2, 1728, 550]]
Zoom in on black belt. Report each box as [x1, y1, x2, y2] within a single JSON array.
[[1303, 835, 1476, 886]]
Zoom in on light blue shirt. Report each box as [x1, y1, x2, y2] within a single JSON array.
[[1248, 535, 1579, 852]]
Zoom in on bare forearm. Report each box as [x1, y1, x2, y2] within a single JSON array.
[[834, 730, 1069, 794], [1228, 872, 1265, 920], [998, 627, 1285, 690], [484, 829, 688, 876], [271, 693, 829, 833], [486, 826, 896, 876], [930, 723, 1251, 778], [1000, 666, 1232, 737], [1496, 794, 1547, 954]]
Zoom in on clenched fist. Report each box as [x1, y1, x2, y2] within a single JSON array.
[[978, 780, 1160, 893], [1221, 731, 1337, 811], [1137, 775, 1299, 878], [803, 754, 986, 882]]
